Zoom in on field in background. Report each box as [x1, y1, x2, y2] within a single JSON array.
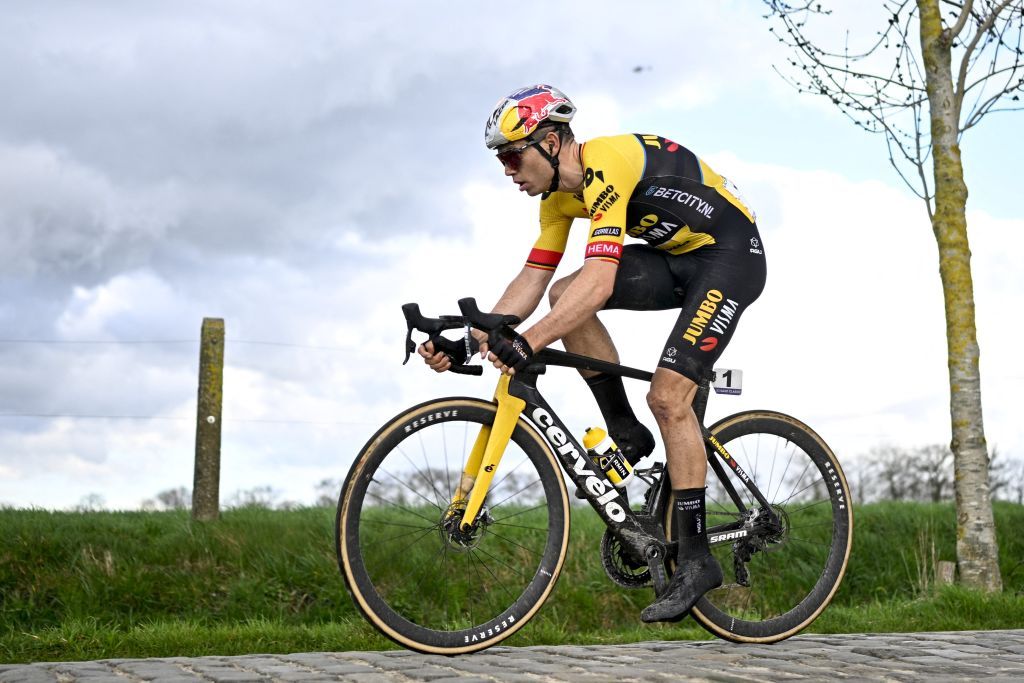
[[1, 502, 1022, 662]]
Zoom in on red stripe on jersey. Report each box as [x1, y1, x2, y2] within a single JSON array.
[[584, 241, 623, 260], [527, 247, 563, 268]]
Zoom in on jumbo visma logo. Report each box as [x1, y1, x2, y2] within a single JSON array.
[[682, 290, 723, 346]]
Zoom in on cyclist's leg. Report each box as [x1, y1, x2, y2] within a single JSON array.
[[643, 337, 722, 622], [642, 220, 767, 622], [549, 245, 680, 463]]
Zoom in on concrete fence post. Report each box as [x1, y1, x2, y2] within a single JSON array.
[[192, 318, 225, 521]]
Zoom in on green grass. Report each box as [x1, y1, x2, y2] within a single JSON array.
[[1, 502, 1022, 662]]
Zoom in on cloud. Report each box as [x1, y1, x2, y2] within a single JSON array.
[[0, 143, 180, 281], [1, 1, 1019, 509]]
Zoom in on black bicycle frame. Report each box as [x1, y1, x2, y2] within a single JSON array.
[[401, 298, 777, 584], [508, 348, 778, 570]]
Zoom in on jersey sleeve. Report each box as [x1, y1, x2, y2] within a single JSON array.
[[580, 136, 644, 264], [525, 192, 582, 271]]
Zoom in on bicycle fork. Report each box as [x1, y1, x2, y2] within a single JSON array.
[[449, 374, 524, 532]]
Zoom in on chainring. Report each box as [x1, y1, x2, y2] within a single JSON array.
[[600, 528, 652, 589]]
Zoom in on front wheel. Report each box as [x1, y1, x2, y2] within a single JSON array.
[[336, 397, 569, 654], [665, 410, 853, 642]]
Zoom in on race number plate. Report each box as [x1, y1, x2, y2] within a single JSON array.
[[712, 368, 742, 395]]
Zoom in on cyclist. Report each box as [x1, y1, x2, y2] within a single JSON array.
[[419, 84, 766, 623]]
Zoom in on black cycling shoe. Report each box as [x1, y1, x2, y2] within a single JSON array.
[[640, 552, 723, 623], [612, 422, 656, 466]]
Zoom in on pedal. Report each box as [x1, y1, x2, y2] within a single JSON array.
[[645, 545, 670, 596]]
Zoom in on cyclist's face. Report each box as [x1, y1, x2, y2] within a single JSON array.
[[498, 136, 555, 196]]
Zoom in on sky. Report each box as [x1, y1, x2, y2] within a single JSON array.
[[1, 1, 1022, 510]]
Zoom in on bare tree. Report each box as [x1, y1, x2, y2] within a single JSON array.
[[227, 485, 280, 509], [1001, 456, 1024, 504], [917, 444, 954, 502], [867, 444, 923, 501], [763, 0, 1023, 591], [74, 493, 107, 512], [986, 448, 1024, 501], [158, 486, 193, 510], [141, 486, 193, 511]]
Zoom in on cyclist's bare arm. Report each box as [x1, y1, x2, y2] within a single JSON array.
[[418, 265, 553, 372], [489, 265, 553, 328]]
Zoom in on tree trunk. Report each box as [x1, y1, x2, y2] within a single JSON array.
[[918, 0, 1002, 591]]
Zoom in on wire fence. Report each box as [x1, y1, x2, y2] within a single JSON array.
[[0, 336, 374, 426]]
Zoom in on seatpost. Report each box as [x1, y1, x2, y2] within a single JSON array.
[[691, 378, 712, 423]]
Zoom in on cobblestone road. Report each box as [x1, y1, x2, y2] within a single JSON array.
[[2, 630, 1023, 682]]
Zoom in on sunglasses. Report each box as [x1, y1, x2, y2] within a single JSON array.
[[495, 138, 545, 171]]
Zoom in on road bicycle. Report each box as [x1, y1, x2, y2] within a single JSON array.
[[336, 299, 853, 655]]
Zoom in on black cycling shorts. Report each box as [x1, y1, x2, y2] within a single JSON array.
[[603, 205, 767, 383]]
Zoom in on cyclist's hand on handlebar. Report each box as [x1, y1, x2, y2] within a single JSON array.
[[418, 340, 452, 373], [488, 329, 533, 375]]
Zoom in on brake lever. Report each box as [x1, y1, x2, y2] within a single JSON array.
[[401, 303, 421, 365], [401, 302, 474, 366]]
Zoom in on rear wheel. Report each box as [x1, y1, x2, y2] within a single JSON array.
[[336, 397, 569, 654], [665, 410, 853, 642]]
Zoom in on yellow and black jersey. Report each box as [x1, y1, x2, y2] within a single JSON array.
[[525, 134, 756, 272]]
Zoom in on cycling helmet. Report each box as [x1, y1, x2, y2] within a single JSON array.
[[484, 84, 576, 150]]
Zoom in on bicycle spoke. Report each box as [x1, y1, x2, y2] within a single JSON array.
[[374, 468, 444, 513], [771, 444, 799, 503], [442, 542, 450, 627], [488, 476, 544, 511], [359, 524, 439, 548], [766, 436, 780, 505], [470, 542, 534, 582], [415, 432, 448, 511], [785, 498, 833, 516], [493, 502, 548, 524], [469, 546, 524, 602], [485, 528, 544, 558], [752, 433, 761, 498], [360, 517, 436, 532], [442, 422, 452, 506], [775, 470, 821, 508], [490, 456, 533, 494], [492, 521, 549, 533], [405, 539, 452, 608], [787, 535, 833, 549], [364, 487, 440, 526], [787, 519, 836, 531], [361, 524, 438, 572]]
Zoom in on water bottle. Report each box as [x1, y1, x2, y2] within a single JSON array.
[[582, 426, 633, 488]]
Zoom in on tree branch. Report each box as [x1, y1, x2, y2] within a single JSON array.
[[948, 0, 976, 41], [956, 0, 1017, 109]]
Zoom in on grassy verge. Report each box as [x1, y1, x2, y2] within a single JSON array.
[[1, 502, 1022, 662]]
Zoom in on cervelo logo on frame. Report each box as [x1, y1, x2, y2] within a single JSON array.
[[531, 407, 626, 522]]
